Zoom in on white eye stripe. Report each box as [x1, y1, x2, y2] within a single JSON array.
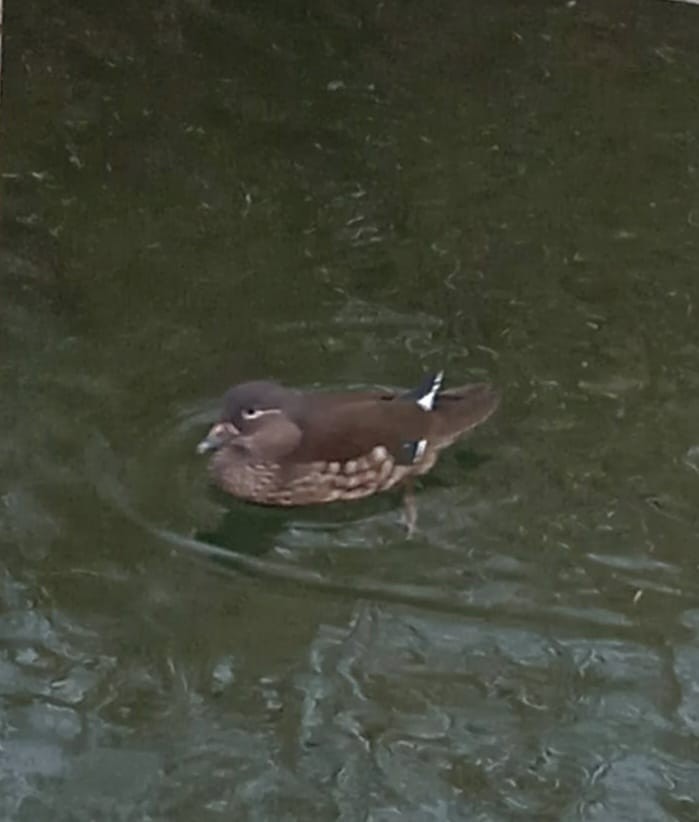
[[241, 408, 282, 420]]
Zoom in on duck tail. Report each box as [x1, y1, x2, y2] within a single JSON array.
[[431, 383, 500, 444]]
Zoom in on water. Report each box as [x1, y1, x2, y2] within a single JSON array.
[[2, 0, 699, 819]]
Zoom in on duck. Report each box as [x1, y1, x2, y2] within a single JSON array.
[[196, 372, 499, 532]]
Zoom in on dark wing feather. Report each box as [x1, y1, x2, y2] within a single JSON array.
[[278, 382, 498, 463], [290, 396, 431, 463]]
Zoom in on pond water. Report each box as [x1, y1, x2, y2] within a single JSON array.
[[3, 0, 699, 819]]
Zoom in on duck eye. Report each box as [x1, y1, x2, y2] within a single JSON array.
[[241, 408, 261, 420]]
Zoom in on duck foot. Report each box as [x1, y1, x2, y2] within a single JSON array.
[[402, 480, 418, 537]]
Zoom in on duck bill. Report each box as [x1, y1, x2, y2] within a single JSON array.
[[196, 422, 239, 455], [196, 434, 221, 455]]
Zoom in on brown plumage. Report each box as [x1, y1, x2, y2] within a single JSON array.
[[196, 373, 499, 529]]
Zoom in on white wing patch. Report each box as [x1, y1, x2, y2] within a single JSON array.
[[416, 370, 444, 411], [413, 439, 427, 461]]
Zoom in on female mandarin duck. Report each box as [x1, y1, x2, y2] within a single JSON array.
[[197, 372, 499, 532]]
